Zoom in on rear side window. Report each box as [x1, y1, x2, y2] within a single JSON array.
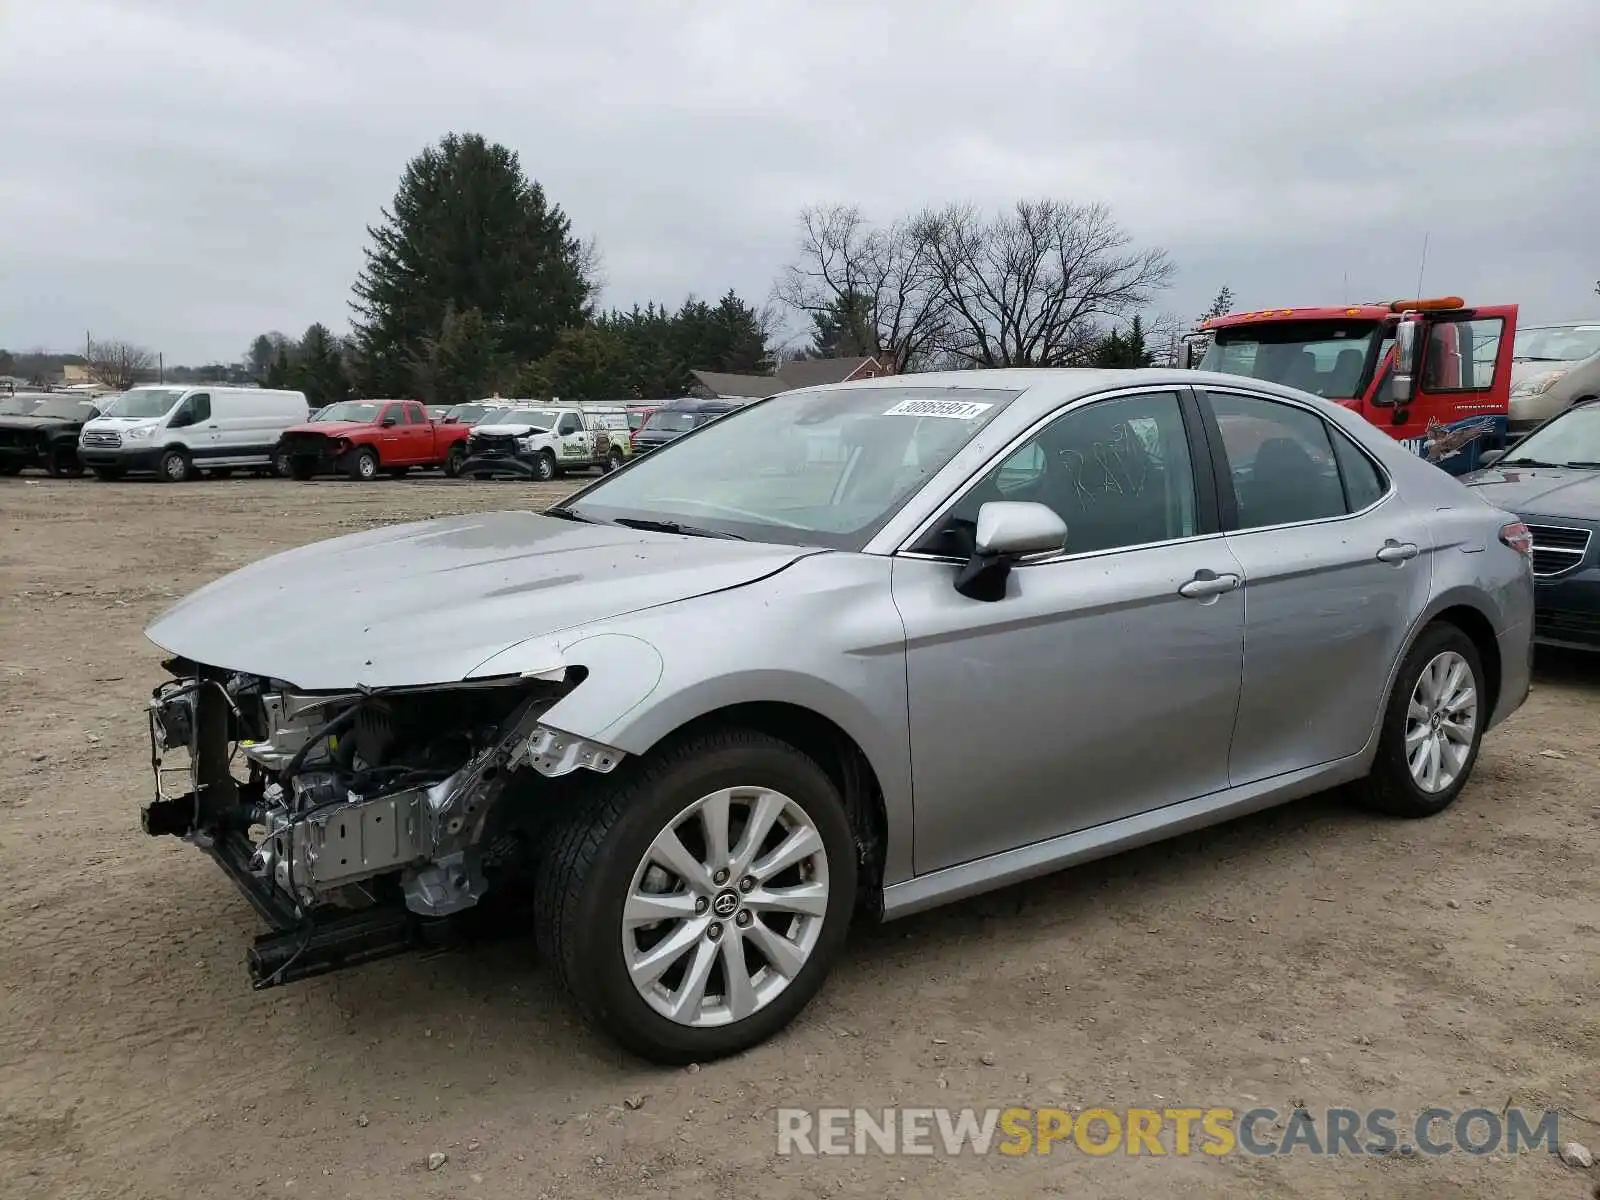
[[406, 403, 427, 424], [1330, 426, 1388, 510], [1204, 392, 1356, 529]]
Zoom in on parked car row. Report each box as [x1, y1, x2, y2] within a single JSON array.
[[0, 387, 756, 482]]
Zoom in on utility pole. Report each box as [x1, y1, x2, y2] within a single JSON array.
[[159, 352, 164, 383]]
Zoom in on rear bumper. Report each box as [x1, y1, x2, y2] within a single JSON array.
[[1492, 620, 1535, 727]]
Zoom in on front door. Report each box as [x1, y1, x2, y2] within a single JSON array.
[[892, 388, 1246, 874], [1197, 386, 1435, 783], [1387, 307, 1516, 474], [556, 412, 588, 465]]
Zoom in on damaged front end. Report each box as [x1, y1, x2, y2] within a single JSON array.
[[141, 660, 624, 988]]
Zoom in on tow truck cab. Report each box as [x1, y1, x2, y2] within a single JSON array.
[[1183, 297, 1518, 475]]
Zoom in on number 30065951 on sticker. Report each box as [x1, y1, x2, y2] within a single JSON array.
[[882, 399, 995, 420]]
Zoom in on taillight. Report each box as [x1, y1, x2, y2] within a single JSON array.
[[1499, 521, 1533, 556]]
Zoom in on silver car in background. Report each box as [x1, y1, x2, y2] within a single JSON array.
[[1508, 321, 1600, 434], [137, 369, 1534, 1062]]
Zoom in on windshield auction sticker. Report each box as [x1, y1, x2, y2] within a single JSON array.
[[882, 399, 995, 419]]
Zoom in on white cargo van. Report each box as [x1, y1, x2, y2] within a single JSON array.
[[78, 386, 310, 481]]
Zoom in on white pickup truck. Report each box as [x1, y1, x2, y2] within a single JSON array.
[[459, 404, 631, 480]]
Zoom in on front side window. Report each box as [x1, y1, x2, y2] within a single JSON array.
[[1422, 317, 1504, 392], [918, 391, 1198, 559], [558, 413, 581, 435], [564, 387, 1021, 549], [1205, 391, 1371, 529]]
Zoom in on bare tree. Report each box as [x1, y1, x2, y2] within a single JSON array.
[[915, 200, 1174, 368], [773, 204, 947, 372], [85, 338, 154, 389]]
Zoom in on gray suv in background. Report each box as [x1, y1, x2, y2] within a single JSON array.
[[1508, 322, 1600, 434]]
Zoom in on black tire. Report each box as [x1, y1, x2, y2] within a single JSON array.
[[46, 450, 84, 478], [1353, 621, 1486, 818], [272, 447, 294, 478], [346, 447, 379, 481], [158, 448, 192, 483], [444, 444, 466, 478], [91, 465, 125, 481], [607, 447, 624, 472], [534, 728, 857, 1064], [534, 450, 557, 482]]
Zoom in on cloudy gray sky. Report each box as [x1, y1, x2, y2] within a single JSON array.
[[6, 0, 1598, 364]]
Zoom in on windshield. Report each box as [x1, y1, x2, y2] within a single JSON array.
[[494, 408, 559, 428], [1514, 324, 1600, 364], [642, 410, 700, 433], [314, 401, 382, 423], [0, 395, 44, 416], [628, 410, 652, 430], [564, 386, 1021, 549], [445, 403, 494, 423], [1500, 404, 1600, 467], [1200, 319, 1381, 398], [30, 398, 99, 420], [471, 407, 510, 425], [101, 388, 186, 418]]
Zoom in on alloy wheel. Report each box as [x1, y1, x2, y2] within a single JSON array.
[[1404, 650, 1478, 793], [622, 786, 830, 1028]]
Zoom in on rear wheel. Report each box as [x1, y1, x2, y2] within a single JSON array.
[[272, 446, 294, 478], [346, 447, 379, 481], [1353, 622, 1485, 818], [607, 447, 625, 472], [535, 729, 856, 1063], [158, 448, 193, 483], [91, 465, 125, 481]]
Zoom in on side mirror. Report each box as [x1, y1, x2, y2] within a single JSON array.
[[955, 501, 1067, 601], [1477, 448, 1505, 467], [1178, 339, 1200, 370], [1390, 318, 1420, 405]]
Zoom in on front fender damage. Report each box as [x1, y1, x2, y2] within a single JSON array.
[[142, 642, 644, 988]]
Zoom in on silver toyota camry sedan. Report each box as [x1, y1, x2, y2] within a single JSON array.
[[137, 369, 1534, 1062]]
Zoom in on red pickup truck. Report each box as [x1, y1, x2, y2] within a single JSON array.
[[274, 399, 473, 480]]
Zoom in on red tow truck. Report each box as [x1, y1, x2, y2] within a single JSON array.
[[274, 399, 473, 481], [1182, 296, 1519, 475]]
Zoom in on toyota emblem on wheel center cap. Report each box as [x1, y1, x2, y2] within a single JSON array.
[[711, 890, 740, 918]]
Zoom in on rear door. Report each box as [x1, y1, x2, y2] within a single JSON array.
[[1197, 386, 1433, 783], [404, 402, 432, 463]]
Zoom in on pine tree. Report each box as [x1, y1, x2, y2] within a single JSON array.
[[290, 323, 351, 407], [351, 133, 593, 397], [415, 305, 507, 406], [1200, 286, 1236, 322]]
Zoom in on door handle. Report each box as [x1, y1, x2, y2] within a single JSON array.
[[1178, 570, 1241, 599], [1376, 540, 1419, 563], [205, 424, 218, 429]]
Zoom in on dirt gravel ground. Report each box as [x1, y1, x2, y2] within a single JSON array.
[[3, 474, 1599, 1200]]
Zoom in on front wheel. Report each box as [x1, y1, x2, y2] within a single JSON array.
[[535, 729, 857, 1063], [1353, 622, 1485, 818], [46, 450, 84, 478], [533, 449, 557, 482], [445, 444, 466, 478], [158, 448, 193, 483], [272, 447, 294, 478], [346, 447, 379, 481]]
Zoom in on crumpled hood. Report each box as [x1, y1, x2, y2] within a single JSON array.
[[145, 511, 818, 690], [283, 421, 369, 438], [0, 415, 83, 433], [1463, 465, 1600, 519], [471, 423, 550, 437]]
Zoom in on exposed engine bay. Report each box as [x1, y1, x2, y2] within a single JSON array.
[[141, 659, 624, 987]]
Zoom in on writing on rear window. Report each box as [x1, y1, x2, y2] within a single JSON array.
[[883, 399, 994, 420]]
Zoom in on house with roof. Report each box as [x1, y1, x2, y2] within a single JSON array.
[[689, 355, 892, 399]]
